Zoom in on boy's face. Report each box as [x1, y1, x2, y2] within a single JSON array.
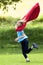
[[17, 22, 21, 26], [16, 20, 23, 27]]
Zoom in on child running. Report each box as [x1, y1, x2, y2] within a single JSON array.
[[15, 20, 38, 62]]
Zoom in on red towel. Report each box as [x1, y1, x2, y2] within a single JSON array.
[[22, 3, 40, 22], [16, 3, 40, 31]]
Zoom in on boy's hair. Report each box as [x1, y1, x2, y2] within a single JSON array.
[[19, 22, 23, 25]]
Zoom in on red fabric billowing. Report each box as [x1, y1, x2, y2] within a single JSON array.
[[22, 3, 40, 22], [16, 3, 40, 31]]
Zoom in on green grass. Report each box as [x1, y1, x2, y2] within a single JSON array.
[[0, 53, 43, 65], [0, 16, 43, 65], [0, 45, 43, 65]]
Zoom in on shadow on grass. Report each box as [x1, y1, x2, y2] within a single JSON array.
[[0, 27, 43, 54]]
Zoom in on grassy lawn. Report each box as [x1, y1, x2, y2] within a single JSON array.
[[0, 44, 43, 65], [0, 16, 43, 65], [0, 53, 43, 65]]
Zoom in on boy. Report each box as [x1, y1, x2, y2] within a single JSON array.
[[15, 20, 38, 62]]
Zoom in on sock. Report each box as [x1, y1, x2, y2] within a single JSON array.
[[26, 57, 30, 62], [31, 46, 33, 49]]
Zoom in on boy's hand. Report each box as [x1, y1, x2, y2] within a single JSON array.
[[15, 38, 18, 42]]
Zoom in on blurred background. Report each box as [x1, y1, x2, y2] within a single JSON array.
[[0, 0, 43, 54], [0, 0, 43, 18], [0, 0, 43, 65]]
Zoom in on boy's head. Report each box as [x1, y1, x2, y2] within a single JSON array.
[[17, 22, 23, 27], [15, 19, 26, 30], [16, 20, 24, 27], [15, 20, 26, 30]]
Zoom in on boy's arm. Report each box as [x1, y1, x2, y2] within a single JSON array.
[[15, 34, 25, 42]]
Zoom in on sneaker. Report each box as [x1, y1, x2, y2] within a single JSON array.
[[26, 58, 30, 62], [33, 43, 38, 49]]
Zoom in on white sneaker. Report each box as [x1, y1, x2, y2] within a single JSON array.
[[26, 58, 30, 62]]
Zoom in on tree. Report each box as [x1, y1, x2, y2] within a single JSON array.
[[0, 0, 22, 10]]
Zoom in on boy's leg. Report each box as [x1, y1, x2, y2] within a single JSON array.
[[25, 43, 38, 54], [21, 42, 30, 62], [25, 48, 32, 54], [22, 39, 32, 54], [20, 39, 38, 62], [21, 39, 32, 57], [21, 39, 30, 62], [21, 41, 28, 59]]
